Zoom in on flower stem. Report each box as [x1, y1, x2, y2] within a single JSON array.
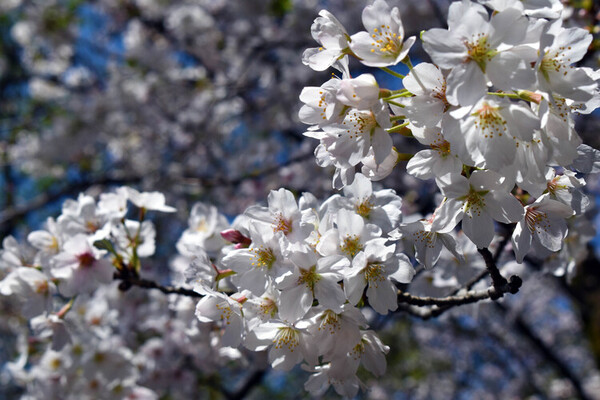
[[487, 91, 520, 99], [56, 296, 76, 319], [385, 100, 405, 108], [387, 122, 409, 133], [380, 67, 405, 79], [383, 92, 413, 100]]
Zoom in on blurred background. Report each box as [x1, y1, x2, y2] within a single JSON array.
[[1, 0, 600, 398]]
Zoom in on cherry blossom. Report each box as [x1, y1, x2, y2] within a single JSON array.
[[344, 242, 414, 314], [422, 1, 534, 105], [348, 0, 416, 67], [244, 320, 317, 371], [2, 0, 600, 397], [432, 171, 524, 248], [276, 250, 348, 322], [536, 19, 596, 103], [512, 194, 574, 262], [303, 10, 350, 71], [443, 96, 539, 170], [50, 234, 114, 297]]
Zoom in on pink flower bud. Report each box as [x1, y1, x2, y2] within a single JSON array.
[[517, 90, 542, 104], [220, 229, 251, 247]]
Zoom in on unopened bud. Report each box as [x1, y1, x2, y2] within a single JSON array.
[[517, 90, 542, 104], [379, 88, 392, 98], [220, 229, 251, 248]]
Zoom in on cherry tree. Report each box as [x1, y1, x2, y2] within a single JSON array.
[[1, 0, 600, 398]]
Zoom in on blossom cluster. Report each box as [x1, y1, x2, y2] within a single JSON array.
[[1, 0, 600, 398], [301, 0, 599, 260], [0, 177, 412, 397]]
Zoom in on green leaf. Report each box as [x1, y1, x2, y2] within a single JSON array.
[[93, 239, 118, 256]]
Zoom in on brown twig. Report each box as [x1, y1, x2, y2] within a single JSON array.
[[478, 247, 522, 299], [397, 279, 521, 308], [397, 243, 522, 319], [114, 269, 203, 298]]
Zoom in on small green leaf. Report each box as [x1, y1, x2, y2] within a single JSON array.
[[94, 239, 117, 256]]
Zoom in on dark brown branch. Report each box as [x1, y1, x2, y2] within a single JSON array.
[[398, 243, 522, 319], [114, 270, 203, 298], [397, 280, 521, 308], [444, 225, 515, 298], [478, 248, 507, 289]]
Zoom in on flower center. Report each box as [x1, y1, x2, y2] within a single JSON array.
[[50, 357, 62, 370], [274, 327, 300, 351], [472, 102, 506, 139], [85, 221, 100, 233], [251, 246, 276, 270], [412, 229, 435, 248], [370, 25, 401, 56], [465, 34, 496, 72], [273, 213, 292, 235], [318, 90, 329, 120], [341, 234, 364, 258], [539, 47, 571, 81], [297, 265, 321, 292], [364, 263, 386, 287], [49, 236, 59, 252], [318, 309, 341, 334], [549, 97, 570, 124], [93, 352, 106, 364], [196, 218, 209, 232], [215, 302, 235, 325], [430, 139, 451, 157], [525, 207, 550, 234], [342, 110, 376, 138], [355, 198, 373, 218], [35, 280, 49, 294], [432, 80, 450, 110], [546, 177, 567, 195], [350, 340, 365, 360], [259, 297, 278, 319], [77, 252, 95, 268], [461, 186, 488, 216]]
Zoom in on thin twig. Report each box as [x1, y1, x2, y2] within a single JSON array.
[[478, 248, 512, 293], [398, 244, 522, 319], [397, 280, 521, 307], [114, 270, 203, 298], [449, 226, 515, 294]]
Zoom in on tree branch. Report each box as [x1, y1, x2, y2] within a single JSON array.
[[397, 243, 522, 319], [397, 279, 521, 307], [114, 269, 203, 298]]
